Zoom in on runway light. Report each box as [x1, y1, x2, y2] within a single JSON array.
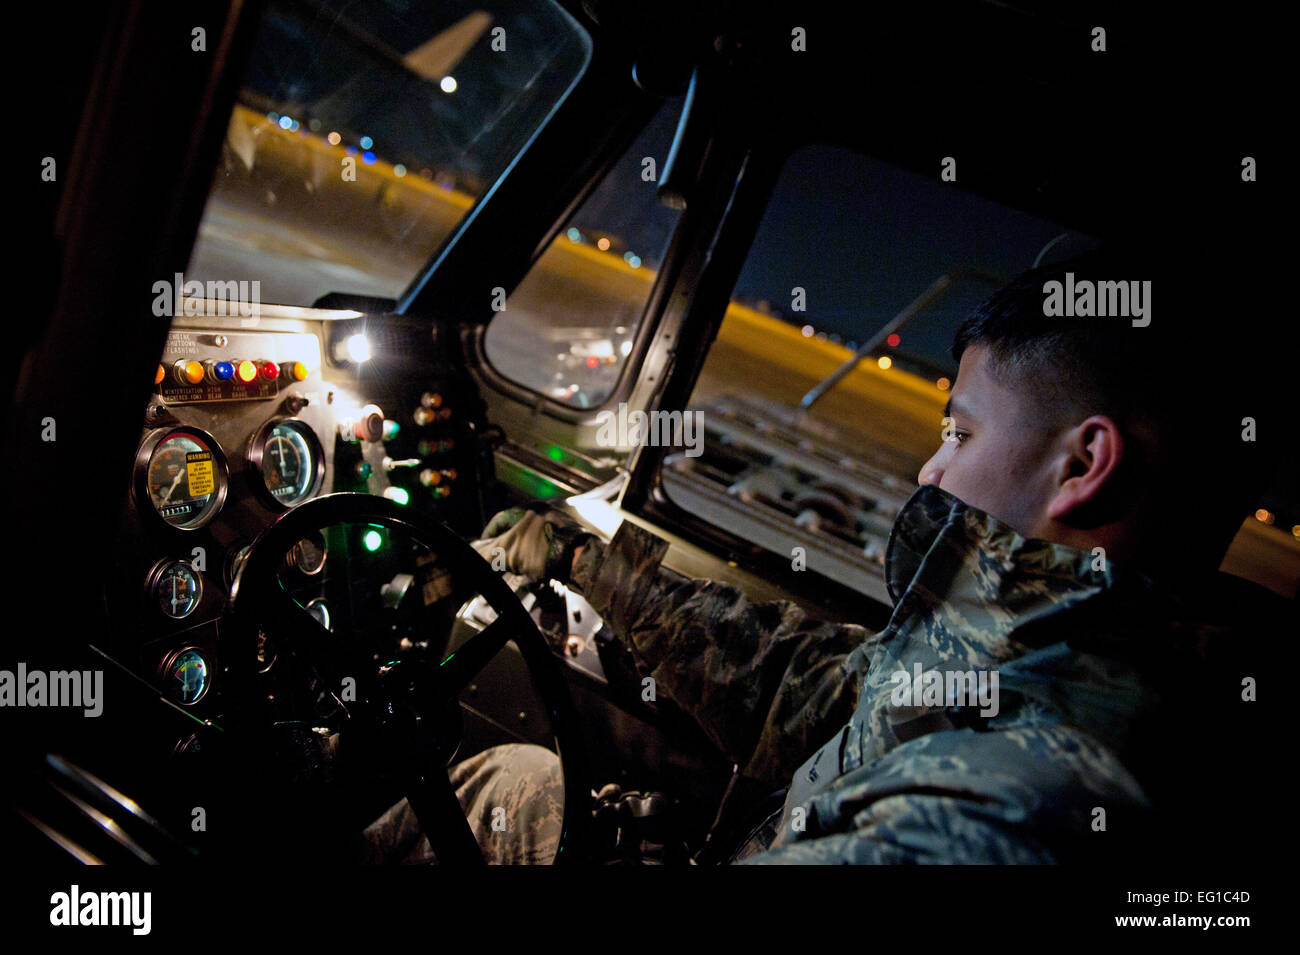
[[440, 75, 458, 93], [597, 237, 610, 251], [877, 356, 892, 370], [346, 334, 371, 363]]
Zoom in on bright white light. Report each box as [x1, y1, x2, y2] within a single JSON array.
[[440, 76, 458, 93], [620, 340, 633, 356], [801, 325, 814, 337], [346, 334, 371, 362]]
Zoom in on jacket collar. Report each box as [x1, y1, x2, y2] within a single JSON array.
[[883, 483, 1111, 608]]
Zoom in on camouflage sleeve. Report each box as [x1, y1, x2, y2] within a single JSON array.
[[736, 793, 1057, 864], [567, 521, 880, 790]]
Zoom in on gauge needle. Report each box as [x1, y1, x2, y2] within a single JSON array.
[[161, 467, 185, 503], [172, 574, 179, 612]]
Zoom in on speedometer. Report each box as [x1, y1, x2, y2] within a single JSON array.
[[248, 417, 324, 508], [135, 427, 229, 529]]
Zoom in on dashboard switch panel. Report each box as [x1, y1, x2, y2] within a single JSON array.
[[156, 330, 320, 404]]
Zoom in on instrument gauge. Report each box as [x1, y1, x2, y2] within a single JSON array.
[[149, 560, 203, 619], [160, 647, 211, 705], [135, 427, 228, 530], [249, 417, 325, 509]]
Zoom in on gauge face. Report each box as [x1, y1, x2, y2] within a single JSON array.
[[253, 419, 323, 508], [142, 428, 226, 528], [164, 648, 210, 705], [153, 561, 202, 618], [288, 532, 328, 576]]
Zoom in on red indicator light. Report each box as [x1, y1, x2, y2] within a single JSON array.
[[586, 356, 599, 368], [154, 364, 166, 385], [260, 360, 280, 380], [235, 360, 258, 383], [886, 333, 901, 348]]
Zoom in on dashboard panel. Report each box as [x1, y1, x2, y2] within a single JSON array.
[[105, 303, 486, 741]]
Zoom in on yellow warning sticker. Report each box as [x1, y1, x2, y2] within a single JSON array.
[[186, 451, 214, 496]]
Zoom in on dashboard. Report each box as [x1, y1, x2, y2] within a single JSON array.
[[105, 303, 485, 749]]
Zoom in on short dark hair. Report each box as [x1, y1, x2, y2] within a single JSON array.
[[951, 246, 1283, 562]]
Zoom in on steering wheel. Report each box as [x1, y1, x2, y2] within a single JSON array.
[[227, 492, 592, 864]]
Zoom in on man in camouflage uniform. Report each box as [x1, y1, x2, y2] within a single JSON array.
[[367, 252, 1278, 863]]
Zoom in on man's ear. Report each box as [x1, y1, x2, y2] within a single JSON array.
[[1046, 415, 1124, 522]]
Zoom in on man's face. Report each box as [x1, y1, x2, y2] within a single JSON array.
[[917, 344, 1064, 539]]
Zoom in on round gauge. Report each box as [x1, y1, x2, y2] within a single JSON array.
[[249, 417, 324, 509], [305, 597, 333, 632], [161, 647, 210, 705], [136, 427, 228, 529], [285, 532, 328, 576], [150, 560, 203, 619]]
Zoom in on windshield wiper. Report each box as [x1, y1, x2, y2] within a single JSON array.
[[799, 267, 1003, 411]]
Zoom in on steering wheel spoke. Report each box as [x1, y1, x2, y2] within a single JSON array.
[[406, 770, 486, 866], [433, 615, 517, 701]]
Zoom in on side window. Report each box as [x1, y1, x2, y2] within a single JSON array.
[[484, 99, 684, 409], [665, 145, 1096, 591]]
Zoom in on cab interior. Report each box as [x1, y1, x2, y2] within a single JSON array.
[[5, 0, 1294, 865]]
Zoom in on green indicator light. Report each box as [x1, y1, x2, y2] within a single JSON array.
[[439, 652, 455, 667], [547, 446, 564, 461], [362, 529, 384, 552]]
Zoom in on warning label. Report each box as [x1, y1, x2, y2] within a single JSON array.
[[186, 451, 214, 496]]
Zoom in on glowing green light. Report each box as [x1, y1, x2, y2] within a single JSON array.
[[362, 529, 383, 552], [547, 446, 564, 461]]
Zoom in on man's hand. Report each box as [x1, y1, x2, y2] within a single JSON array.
[[471, 506, 592, 582]]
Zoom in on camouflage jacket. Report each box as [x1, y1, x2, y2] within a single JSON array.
[[567, 483, 1262, 863]]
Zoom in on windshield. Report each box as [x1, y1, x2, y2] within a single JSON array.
[[186, 0, 590, 307]]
